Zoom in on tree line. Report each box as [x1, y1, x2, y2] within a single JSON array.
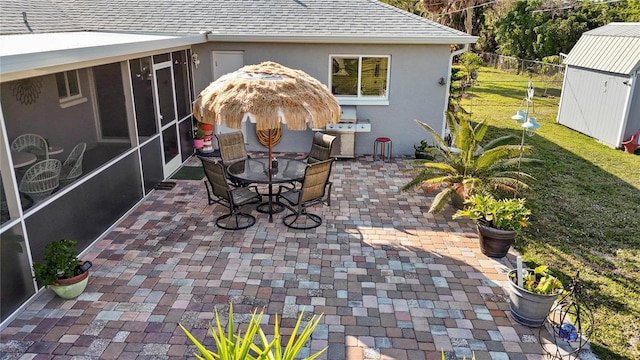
[[382, 0, 640, 61]]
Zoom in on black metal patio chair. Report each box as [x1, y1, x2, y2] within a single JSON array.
[[200, 157, 262, 230], [277, 158, 333, 229]]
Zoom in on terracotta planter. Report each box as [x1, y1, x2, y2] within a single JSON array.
[[50, 267, 89, 299], [507, 269, 563, 327], [476, 222, 516, 258], [198, 122, 214, 135]]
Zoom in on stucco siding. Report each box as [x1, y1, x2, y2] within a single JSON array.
[[191, 42, 450, 156], [557, 66, 630, 148]]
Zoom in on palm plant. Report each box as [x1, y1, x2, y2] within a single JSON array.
[[180, 303, 326, 360], [401, 113, 540, 213]]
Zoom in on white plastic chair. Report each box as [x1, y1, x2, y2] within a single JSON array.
[[19, 159, 62, 200], [60, 142, 86, 182], [10, 134, 49, 161]]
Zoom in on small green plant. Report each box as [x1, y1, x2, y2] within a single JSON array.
[[180, 303, 326, 360], [194, 128, 205, 140], [459, 52, 483, 81], [510, 265, 563, 295], [453, 194, 531, 234], [32, 239, 82, 286], [414, 139, 435, 152]]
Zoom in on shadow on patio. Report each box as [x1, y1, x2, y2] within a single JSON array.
[[1, 154, 550, 360]]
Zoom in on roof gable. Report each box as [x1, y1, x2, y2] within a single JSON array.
[[564, 22, 640, 75]]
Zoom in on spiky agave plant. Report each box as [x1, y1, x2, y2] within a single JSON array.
[[402, 114, 540, 213], [180, 303, 326, 360]]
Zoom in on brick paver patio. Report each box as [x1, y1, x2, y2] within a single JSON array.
[[1, 154, 566, 359]]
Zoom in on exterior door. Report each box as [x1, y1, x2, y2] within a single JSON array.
[[153, 61, 182, 177], [212, 51, 246, 139]]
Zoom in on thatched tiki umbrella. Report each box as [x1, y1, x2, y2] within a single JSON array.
[[193, 61, 341, 169]]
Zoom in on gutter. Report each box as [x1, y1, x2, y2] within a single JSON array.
[[206, 33, 478, 45], [441, 44, 470, 138]]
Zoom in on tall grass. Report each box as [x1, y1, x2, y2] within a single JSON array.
[[458, 66, 640, 360]]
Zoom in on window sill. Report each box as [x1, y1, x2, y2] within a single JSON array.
[[60, 97, 87, 109], [337, 98, 389, 106]]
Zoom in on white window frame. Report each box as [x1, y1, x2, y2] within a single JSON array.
[[329, 54, 390, 106], [56, 70, 87, 108]]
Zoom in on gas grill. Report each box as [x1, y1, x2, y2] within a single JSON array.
[[325, 106, 370, 158]]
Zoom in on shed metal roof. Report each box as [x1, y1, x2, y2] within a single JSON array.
[[563, 22, 640, 75]]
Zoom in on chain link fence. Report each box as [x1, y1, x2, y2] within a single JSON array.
[[480, 52, 565, 81]]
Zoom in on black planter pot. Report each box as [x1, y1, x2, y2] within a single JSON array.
[[414, 150, 435, 160], [476, 222, 516, 258]]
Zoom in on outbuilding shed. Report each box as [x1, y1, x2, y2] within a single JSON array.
[[557, 22, 640, 149]]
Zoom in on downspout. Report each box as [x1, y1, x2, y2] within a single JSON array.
[[442, 44, 470, 138]]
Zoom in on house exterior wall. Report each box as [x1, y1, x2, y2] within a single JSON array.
[[557, 66, 632, 148], [192, 42, 451, 156]]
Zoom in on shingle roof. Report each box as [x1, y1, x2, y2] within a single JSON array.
[[1, 0, 475, 44], [564, 22, 640, 75]]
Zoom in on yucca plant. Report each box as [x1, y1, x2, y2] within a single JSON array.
[[402, 114, 540, 213], [180, 304, 326, 360]]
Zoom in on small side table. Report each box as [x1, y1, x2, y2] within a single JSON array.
[[12, 152, 37, 169], [48, 146, 64, 155]]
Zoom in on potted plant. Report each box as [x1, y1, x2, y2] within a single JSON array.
[[193, 128, 205, 149], [401, 114, 540, 213], [32, 239, 92, 299], [180, 303, 326, 360], [452, 194, 531, 258], [414, 139, 438, 160], [507, 265, 564, 327]]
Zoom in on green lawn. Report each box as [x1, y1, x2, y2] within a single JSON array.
[[458, 66, 640, 360]]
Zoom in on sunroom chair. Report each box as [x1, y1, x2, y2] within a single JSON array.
[[19, 159, 62, 200], [306, 132, 336, 164], [10, 134, 49, 161], [60, 142, 86, 183], [277, 158, 333, 229], [200, 157, 262, 230]]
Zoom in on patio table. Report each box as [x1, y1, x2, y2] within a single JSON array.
[[226, 157, 306, 223]]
